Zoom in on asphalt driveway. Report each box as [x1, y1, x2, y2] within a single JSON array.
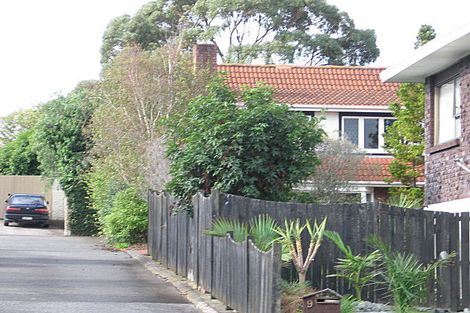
[[0, 223, 198, 313]]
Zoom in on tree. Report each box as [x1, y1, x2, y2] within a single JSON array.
[[192, 0, 379, 65], [0, 129, 40, 175], [91, 44, 206, 192], [298, 138, 365, 204], [34, 82, 99, 235], [89, 43, 208, 237], [0, 108, 40, 146], [100, 0, 195, 64], [166, 79, 325, 208], [384, 25, 436, 203], [101, 0, 380, 65], [414, 24, 436, 49]]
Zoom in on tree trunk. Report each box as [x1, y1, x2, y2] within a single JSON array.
[[298, 271, 307, 284]]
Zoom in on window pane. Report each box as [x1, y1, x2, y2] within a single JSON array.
[[364, 119, 378, 149], [454, 78, 462, 138], [344, 118, 358, 145], [454, 78, 461, 117], [437, 82, 456, 143]]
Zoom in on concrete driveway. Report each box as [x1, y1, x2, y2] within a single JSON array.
[[0, 223, 198, 313]]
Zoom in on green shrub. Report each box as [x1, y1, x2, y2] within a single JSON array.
[[280, 280, 311, 296], [86, 166, 126, 226], [102, 187, 148, 245], [64, 177, 99, 236]]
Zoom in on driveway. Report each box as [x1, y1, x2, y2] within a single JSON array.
[[0, 224, 198, 313]]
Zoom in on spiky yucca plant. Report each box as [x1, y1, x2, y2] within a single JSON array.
[[275, 218, 327, 283]]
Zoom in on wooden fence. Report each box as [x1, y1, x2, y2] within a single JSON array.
[[216, 192, 469, 311], [148, 190, 470, 311], [148, 191, 281, 313]]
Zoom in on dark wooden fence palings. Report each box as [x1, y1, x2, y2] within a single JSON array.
[[461, 213, 470, 309], [148, 191, 470, 311]]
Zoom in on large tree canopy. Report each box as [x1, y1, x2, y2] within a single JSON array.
[[100, 0, 196, 64], [101, 0, 379, 65], [166, 79, 325, 208]]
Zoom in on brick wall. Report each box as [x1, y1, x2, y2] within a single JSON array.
[[193, 44, 218, 71], [425, 56, 470, 205], [374, 187, 390, 203]]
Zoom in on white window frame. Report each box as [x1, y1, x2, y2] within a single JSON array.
[[434, 77, 461, 145], [341, 116, 394, 153]]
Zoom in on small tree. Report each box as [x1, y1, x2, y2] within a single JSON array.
[[384, 25, 436, 204], [275, 218, 327, 283], [302, 138, 365, 204], [166, 79, 325, 208]]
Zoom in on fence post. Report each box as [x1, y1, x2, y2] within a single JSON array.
[[271, 242, 282, 313], [147, 190, 153, 258]]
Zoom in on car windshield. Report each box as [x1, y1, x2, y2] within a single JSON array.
[[10, 196, 45, 206]]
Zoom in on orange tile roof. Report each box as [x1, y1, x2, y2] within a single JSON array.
[[355, 157, 424, 183], [317, 156, 424, 183], [217, 64, 400, 107]]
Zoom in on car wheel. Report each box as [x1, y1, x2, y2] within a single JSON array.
[[3, 221, 9, 226]]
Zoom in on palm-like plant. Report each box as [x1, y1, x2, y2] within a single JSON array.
[[249, 215, 278, 251], [275, 218, 327, 283], [204, 217, 248, 242], [387, 193, 421, 209], [325, 231, 381, 300], [369, 236, 455, 313]]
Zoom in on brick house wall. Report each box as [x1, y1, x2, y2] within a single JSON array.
[[374, 187, 390, 203], [424, 56, 470, 205]]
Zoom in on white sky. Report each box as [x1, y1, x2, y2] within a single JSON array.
[[1, 0, 470, 117]]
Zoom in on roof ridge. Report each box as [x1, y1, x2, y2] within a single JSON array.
[[217, 64, 386, 71]]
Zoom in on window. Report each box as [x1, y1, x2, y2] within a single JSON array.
[[342, 116, 394, 153], [434, 77, 461, 144]]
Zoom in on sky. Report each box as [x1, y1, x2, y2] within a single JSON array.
[[1, 0, 470, 117]]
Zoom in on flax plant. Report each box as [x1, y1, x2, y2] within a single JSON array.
[[275, 218, 327, 283]]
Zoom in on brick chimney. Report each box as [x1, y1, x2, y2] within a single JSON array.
[[193, 43, 218, 71]]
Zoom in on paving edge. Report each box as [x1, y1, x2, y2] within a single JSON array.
[[125, 250, 232, 313]]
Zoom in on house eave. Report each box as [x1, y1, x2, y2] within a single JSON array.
[[349, 181, 425, 188], [289, 104, 391, 113], [381, 23, 470, 83]]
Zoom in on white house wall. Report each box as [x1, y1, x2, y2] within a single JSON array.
[[317, 111, 340, 139]]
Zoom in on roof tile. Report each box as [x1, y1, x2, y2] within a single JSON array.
[[218, 64, 399, 107]]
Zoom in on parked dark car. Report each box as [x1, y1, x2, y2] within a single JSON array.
[[3, 194, 49, 227]]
